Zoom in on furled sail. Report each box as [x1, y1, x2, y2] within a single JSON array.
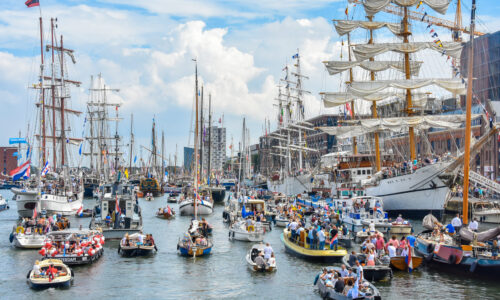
[[324, 60, 422, 76], [322, 91, 428, 107], [352, 42, 463, 61], [333, 20, 402, 36], [348, 78, 467, 97], [318, 114, 476, 138], [349, 0, 452, 16]]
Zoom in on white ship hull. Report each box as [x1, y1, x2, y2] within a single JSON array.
[[13, 234, 46, 249], [229, 227, 265, 242], [473, 210, 500, 223], [365, 163, 450, 213], [12, 188, 83, 218], [179, 199, 213, 215], [267, 174, 312, 196]]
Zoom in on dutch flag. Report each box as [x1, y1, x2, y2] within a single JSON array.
[[406, 246, 414, 272], [76, 205, 83, 217], [41, 160, 50, 176], [10, 160, 31, 181]]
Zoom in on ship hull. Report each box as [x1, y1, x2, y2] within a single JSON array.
[[267, 174, 312, 196]]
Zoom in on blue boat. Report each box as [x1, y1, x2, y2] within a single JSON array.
[[177, 220, 212, 257]]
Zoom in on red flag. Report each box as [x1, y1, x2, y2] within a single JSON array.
[[115, 195, 121, 215], [32, 206, 37, 219], [25, 0, 39, 8]]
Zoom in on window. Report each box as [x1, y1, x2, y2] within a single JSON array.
[[362, 170, 366, 175], [357, 170, 361, 175]]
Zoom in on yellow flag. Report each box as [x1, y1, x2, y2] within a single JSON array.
[[124, 168, 129, 179]]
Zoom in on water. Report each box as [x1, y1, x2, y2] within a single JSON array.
[[1, 189, 499, 300]]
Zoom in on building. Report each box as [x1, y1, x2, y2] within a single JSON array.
[[0, 147, 17, 180], [202, 126, 226, 172], [183, 147, 194, 174]]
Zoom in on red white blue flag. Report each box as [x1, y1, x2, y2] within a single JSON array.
[[10, 160, 30, 181], [115, 195, 121, 215], [25, 0, 40, 8], [406, 246, 413, 272]]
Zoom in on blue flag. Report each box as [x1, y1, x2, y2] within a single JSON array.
[[292, 53, 299, 59], [134, 155, 137, 163]]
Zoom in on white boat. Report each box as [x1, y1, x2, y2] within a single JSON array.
[[179, 198, 213, 215], [10, 218, 70, 249], [472, 202, 500, 223], [246, 243, 276, 272], [229, 219, 265, 242], [365, 162, 451, 214], [0, 194, 9, 211], [89, 182, 142, 240], [12, 187, 83, 218], [13, 232, 46, 249], [275, 214, 289, 227], [340, 196, 392, 233], [28, 259, 74, 289], [267, 173, 312, 196]]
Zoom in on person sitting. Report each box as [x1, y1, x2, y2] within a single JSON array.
[[267, 252, 276, 266], [137, 232, 144, 246], [254, 252, 266, 270], [366, 249, 376, 266], [334, 274, 345, 293], [396, 214, 404, 224], [339, 264, 349, 278], [33, 260, 42, 276], [492, 240, 499, 260], [342, 279, 353, 296]]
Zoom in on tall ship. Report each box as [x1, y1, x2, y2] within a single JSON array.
[[12, 17, 83, 217], [317, 0, 475, 215], [266, 51, 318, 196], [139, 119, 165, 197]]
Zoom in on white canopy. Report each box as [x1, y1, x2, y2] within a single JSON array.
[[348, 0, 452, 16], [333, 20, 402, 36], [318, 114, 475, 138], [322, 91, 429, 107], [352, 42, 463, 61], [324, 60, 422, 76], [348, 79, 466, 96]]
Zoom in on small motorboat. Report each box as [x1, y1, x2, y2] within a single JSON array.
[[0, 194, 9, 211], [145, 193, 154, 201], [167, 195, 178, 203], [156, 206, 176, 219], [229, 219, 265, 242], [343, 253, 392, 282], [390, 255, 423, 271], [274, 214, 289, 227], [355, 230, 384, 243], [389, 217, 413, 240], [118, 233, 158, 256], [40, 229, 104, 265], [246, 243, 276, 272], [314, 267, 382, 300], [27, 259, 73, 289]]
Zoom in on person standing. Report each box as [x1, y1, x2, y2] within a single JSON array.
[[318, 228, 326, 250], [263, 243, 273, 260], [451, 213, 462, 233], [469, 218, 479, 232]]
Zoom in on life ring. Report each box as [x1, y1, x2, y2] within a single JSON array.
[[16, 226, 24, 234], [313, 274, 320, 285]]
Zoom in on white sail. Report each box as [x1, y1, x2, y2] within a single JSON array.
[[324, 60, 422, 76], [352, 42, 463, 61], [348, 78, 467, 97], [349, 0, 452, 16], [322, 91, 428, 107], [318, 114, 479, 138], [333, 20, 402, 36]]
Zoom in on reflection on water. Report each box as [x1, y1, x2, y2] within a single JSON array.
[[0, 189, 499, 299]]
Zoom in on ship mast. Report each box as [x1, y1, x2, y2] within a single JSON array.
[[367, 16, 381, 172], [462, 0, 477, 225], [347, 32, 357, 155], [129, 113, 134, 171], [208, 93, 212, 184], [39, 17, 46, 166], [402, 7, 416, 162], [193, 59, 199, 219]]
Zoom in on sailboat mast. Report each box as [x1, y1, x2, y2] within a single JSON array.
[[200, 86, 204, 180], [39, 17, 46, 166], [60, 35, 66, 166], [114, 101, 119, 171], [51, 18, 56, 170], [347, 32, 357, 155], [193, 59, 199, 219], [368, 16, 381, 172], [402, 7, 416, 162], [162, 130, 165, 182], [208, 93, 212, 184], [462, 0, 477, 225], [129, 113, 134, 171]]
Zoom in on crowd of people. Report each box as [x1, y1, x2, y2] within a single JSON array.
[[320, 264, 371, 298], [359, 234, 414, 259], [15, 214, 70, 236]]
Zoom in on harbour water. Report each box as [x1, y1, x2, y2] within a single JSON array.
[[1, 189, 498, 299]]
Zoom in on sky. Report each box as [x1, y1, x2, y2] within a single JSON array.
[[0, 0, 499, 167]]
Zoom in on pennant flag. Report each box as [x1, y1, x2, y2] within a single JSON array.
[[430, 29, 435, 33], [25, 0, 40, 8], [292, 53, 299, 59], [417, 1, 423, 8], [345, 102, 353, 117], [421, 12, 428, 21], [10, 160, 31, 181], [26, 144, 30, 158], [41, 160, 50, 176], [345, 6, 348, 15], [124, 168, 129, 179], [134, 155, 137, 163], [432, 32, 438, 38], [79, 143, 83, 156]]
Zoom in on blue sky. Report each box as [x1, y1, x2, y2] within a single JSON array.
[[0, 0, 498, 167]]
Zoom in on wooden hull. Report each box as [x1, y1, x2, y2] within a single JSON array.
[[155, 213, 175, 220], [281, 231, 346, 262], [390, 256, 423, 271]]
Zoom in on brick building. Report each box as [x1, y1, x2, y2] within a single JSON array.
[[0, 147, 18, 180]]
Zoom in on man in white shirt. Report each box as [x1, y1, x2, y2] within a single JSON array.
[[263, 243, 273, 260], [469, 218, 479, 232], [317, 228, 326, 250], [288, 220, 299, 240], [355, 260, 364, 281], [387, 244, 397, 257], [339, 264, 349, 278], [451, 213, 462, 233]]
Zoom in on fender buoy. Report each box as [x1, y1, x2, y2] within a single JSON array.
[[448, 254, 456, 264], [118, 245, 121, 254], [9, 232, 14, 243], [470, 260, 478, 273], [425, 253, 434, 262], [16, 226, 24, 234], [313, 274, 320, 285], [426, 243, 435, 254]]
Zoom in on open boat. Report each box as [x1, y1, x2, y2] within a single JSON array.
[[156, 206, 175, 219], [246, 243, 276, 272], [281, 228, 346, 262], [314, 267, 382, 300], [177, 220, 213, 257], [0, 194, 9, 212], [167, 195, 178, 203], [274, 214, 289, 227], [27, 259, 73, 289], [390, 255, 423, 271], [342, 253, 392, 282], [118, 233, 157, 257], [40, 229, 104, 265]]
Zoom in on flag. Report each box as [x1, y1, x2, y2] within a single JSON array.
[[345, 102, 353, 117], [406, 246, 414, 272], [78, 143, 83, 156], [10, 160, 30, 181], [76, 206, 83, 217], [345, 6, 348, 15], [219, 117, 222, 124], [25, 0, 39, 8], [421, 12, 428, 21], [330, 232, 338, 248], [115, 195, 121, 215], [167, 206, 171, 215], [32, 206, 37, 219], [432, 32, 438, 38], [292, 53, 299, 59], [417, 1, 423, 8], [124, 168, 129, 179], [134, 155, 137, 163], [41, 160, 50, 176]]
